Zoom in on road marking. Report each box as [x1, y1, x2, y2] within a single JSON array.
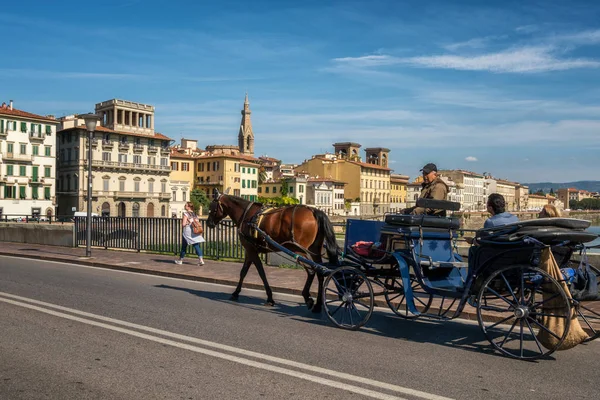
[[0, 291, 454, 400]]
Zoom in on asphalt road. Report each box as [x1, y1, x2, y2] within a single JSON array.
[[1, 255, 599, 400]]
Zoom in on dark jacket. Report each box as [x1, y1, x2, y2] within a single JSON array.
[[410, 177, 449, 216]]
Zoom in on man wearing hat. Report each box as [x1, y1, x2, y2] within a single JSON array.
[[403, 163, 449, 216]]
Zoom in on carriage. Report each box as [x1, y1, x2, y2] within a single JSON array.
[[254, 198, 600, 360]]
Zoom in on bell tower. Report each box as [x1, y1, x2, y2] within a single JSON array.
[[238, 93, 254, 156], [365, 147, 390, 167]]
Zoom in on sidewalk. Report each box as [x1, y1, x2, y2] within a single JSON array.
[[1, 242, 598, 330]]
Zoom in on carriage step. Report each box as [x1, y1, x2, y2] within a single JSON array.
[[420, 261, 468, 269]]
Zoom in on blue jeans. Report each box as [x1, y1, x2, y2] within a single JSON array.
[[180, 236, 203, 259]]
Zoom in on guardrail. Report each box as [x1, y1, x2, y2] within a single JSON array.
[[0, 214, 73, 224]]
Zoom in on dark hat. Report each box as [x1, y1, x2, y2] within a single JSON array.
[[420, 163, 438, 174]]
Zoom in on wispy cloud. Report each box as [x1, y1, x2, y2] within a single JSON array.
[[0, 69, 142, 80], [465, 156, 478, 162], [444, 35, 507, 51]]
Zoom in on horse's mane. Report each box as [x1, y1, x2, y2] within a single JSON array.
[[224, 194, 263, 210]]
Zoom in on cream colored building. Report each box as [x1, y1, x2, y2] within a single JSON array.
[[295, 143, 391, 215], [406, 181, 422, 209], [0, 101, 59, 219], [306, 178, 346, 215], [515, 184, 529, 211], [390, 173, 409, 212], [56, 99, 171, 218], [527, 194, 549, 211], [169, 141, 198, 217], [240, 160, 259, 201], [439, 170, 485, 211], [195, 153, 258, 200], [496, 179, 518, 211]]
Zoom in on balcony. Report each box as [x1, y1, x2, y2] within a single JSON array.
[[86, 137, 99, 147], [2, 153, 34, 162], [160, 147, 170, 155], [197, 180, 225, 186], [29, 131, 45, 141], [102, 140, 113, 150], [90, 190, 170, 200], [158, 193, 171, 200], [0, 130, 6, 136], [118, 143, 130, 152], [133, 143, 144, 153], [29, 177, 45, 185], [147, 146, 158, 154], [87, 159, 171, 173]]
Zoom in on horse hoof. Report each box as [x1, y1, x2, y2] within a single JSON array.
[[305, 298, 315, 310], [264, 301, 275, 307]]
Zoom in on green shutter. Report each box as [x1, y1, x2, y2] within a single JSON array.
[[0, 119, 4, 133], [45, 167, 51, 177], [20, 122, 27, 132], [33, 146, 39, 155], [20, 166, 26, 176], [20, 186, 26, 199], [46, 125, 51, 134], [44, 187, 51, 200], [45, 146, 51, 156], [32, 166, 38, 182], [7, 143, 13, 153], [32, 186, 39, 199], [7, 165, 13, 176]]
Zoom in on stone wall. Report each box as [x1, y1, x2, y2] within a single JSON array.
[[0, 223, 74, 247]]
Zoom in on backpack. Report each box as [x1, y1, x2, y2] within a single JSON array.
[[188, 213, 203, 235]]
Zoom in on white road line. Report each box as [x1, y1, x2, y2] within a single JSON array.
[[0, 291, 454, 400]]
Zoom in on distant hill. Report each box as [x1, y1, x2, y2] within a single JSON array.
[[525, 181, 600, 194]]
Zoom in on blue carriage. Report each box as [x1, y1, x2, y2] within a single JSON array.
[[321, 198, 600, 360]]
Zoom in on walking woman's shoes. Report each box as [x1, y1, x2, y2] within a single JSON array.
[[174, 259, 183, 265]]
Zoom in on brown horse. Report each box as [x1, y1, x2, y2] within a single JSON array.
[[206, 191, 339, 312]]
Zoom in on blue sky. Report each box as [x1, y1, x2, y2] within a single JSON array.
[[2, 0, 600, 183]]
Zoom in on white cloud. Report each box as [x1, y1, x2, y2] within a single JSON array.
[[444, 35, 507, 51], [465, 156, 478, 162]]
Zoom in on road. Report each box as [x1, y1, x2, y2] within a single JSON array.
[[1, 255, 599, 399]]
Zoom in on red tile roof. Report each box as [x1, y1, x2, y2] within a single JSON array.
[[0, 104, 58, 122], [308, 177, 347, 185], [59, 124, 171, 141]]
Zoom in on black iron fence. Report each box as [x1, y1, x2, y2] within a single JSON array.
[[73, 217, 250, 260]]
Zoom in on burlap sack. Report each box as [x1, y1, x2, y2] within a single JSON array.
[[537, 248, 589, 350]]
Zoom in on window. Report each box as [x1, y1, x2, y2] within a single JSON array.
[[20, 144, 26, 154], [44, 167, 51, 177], [148, 181, 154, 193], [20, 166, 26, 176], [171, 162, 179, 171], [4, 186, 15, 199], [183, 191, 187, 202], [161, 182, 166, 193], [198, 163, 204, 172], [182, 163, 189, 171], [118, 154, 127, 163], [265, 187, 269, 193], [234, 163, 239, 172], [160, 158, 168, 166], [20, 122, 27, 132], [119, 180, 125, 191], [32, 145, 39, 156], [133, 155, 141, 164], [44, 187, 50, 200], [214, 161, 218, 171], [103, 178, 109, 191], [102, 152, 111, 161], [242, 167, 246, 173], [273, 186, 277, 194], [289, 186, 293, 193], [172, 191, 177, 201], [134, 181, 140, 192], [7, 165, 13, 176], [252, 180, 257, 188], [242, 180, 246, 188], [7, 143, 13, 154], [299, 185, 304, 193], [20, 186, 26, 199], [32, 186, 39, 199], [257, 187, 262, 193], [46, 125, 52, 135], [207, 162, 211, 172], [148, 156, 156, 165], [32, 166, 38, 182]]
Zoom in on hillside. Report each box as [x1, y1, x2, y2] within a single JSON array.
[[525, 181, 600, 193]]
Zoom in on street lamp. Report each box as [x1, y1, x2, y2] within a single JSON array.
[[81, 113, 101, 257]]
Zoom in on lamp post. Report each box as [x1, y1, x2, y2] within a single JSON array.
[[81, 113, 101, 257]]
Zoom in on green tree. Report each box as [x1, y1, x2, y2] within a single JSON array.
[[569, 200, 579, 210], [191, 189, 211, 214], [280, 179, 289, 197], [535, 189, 545, 196]]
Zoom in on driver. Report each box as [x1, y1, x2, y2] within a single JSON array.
[[403, 163, 448, 216]]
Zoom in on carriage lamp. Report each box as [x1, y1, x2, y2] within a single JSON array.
[[81, 113, 101, 258]]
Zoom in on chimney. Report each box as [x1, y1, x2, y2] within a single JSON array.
[[9, 100, 13, 110]]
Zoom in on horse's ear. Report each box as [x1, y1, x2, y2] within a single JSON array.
[[224, 187, 231, 195], [213, 188, 220, 200]]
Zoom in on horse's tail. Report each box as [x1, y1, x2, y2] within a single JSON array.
[[313, 208, 340, 265]]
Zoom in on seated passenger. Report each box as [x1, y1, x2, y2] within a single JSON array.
[[539, 204, 561, 218], [403, 163, 449, 216], [484, 193, 519, 228]]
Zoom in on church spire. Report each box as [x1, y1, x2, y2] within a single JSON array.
[[238, 93, 254, 156]]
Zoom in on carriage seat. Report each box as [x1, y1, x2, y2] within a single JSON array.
[[476, 218, 597, 245], [384, 214, 461, 230], [420, 260, 468, 269]]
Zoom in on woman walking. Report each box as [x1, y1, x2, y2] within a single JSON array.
[[175, 202, 205, 265]]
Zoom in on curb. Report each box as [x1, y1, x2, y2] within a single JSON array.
[[0, 251, 488, 323]]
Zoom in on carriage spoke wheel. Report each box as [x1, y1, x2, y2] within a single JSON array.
[[477, 265, 571, 360], [322, 266, 374, 330], [573, 265, 600, 342], [384, 275, 433, 319]]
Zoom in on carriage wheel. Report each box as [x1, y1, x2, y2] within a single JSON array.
[[322, 266, 374, 330], [573, 265, 600, 342], [384, 275, 433, 319], [476, 264, 571, 360]]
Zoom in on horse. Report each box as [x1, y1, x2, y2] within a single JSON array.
[[206, 190, 340, 312]]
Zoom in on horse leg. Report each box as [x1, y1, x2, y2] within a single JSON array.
[[231, 256, 252, 301], [302, 268, 316, 311], [253, 254, 275, 307]]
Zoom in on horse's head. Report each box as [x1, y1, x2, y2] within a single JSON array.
[[206, 190, 226, 228]]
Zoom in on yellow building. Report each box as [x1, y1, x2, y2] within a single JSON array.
[[195, 153, 258, 200], [295, 143, 391, 215], [390, 173, 409, 212], [169, 149, 197, 216], [527, 194, 549, 210]]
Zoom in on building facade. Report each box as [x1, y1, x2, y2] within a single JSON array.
[[169, 146, 197, 217], [56, 99, 172, 218], [439, 170, 485, 211], [390, 173, 409, 212], [306, 178, 346, 215], [0, 101, 59, 219]]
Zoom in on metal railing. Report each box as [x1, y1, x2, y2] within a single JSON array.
[[73, 217, 250, 260], [0, 214, 72, 223]]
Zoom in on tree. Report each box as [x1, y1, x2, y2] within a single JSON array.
[[190, 189, 211, 214], [569, 200, 579, 210], [534, 189, 545, 196], [280, 179, 289, 197]]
